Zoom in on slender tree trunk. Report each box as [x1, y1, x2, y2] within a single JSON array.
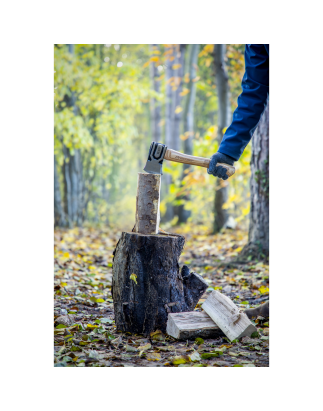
[[163, 45, 175, 222], [171, 44, 186, 151], [63, 146, 71, 227], [61, 44, 84, 227], [150, 44, 162, 142], [213, 44, 232, 233], [242, 102, 269, 259], [70, 148, 83, 225], [54, 155, 66, 227], [177, 44, 199, 223]]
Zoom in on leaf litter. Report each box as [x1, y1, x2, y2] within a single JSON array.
[[54, 226, 269, 367]]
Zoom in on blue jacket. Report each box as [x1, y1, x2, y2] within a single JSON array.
[[218, 44, 269, 161]]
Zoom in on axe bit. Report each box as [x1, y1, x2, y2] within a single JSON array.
[[143, 141, 235, 177]]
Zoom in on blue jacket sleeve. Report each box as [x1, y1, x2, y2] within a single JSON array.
[[218, 44, 269, 161]]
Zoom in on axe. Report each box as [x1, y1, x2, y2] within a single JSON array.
[[144, 142, 235, 177]]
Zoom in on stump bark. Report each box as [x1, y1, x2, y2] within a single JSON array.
[[112, 232, 208, 335]]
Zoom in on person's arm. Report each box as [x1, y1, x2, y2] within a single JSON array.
[[208, 44, 269, 179]]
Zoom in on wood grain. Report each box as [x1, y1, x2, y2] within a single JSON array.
[[166, 311, 224, 340], [202, 290, 257, 341], [134, 173, 161, 234], [164, 148, 235, 177]]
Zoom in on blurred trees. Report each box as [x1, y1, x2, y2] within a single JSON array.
[[54, 44, 252, 232], [212, 44, 231, 233], [54, 44, 151, 227], [150, 45, 162, 142], [177, 44, 200, 223]]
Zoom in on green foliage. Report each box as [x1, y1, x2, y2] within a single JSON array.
[[54, 44, 250, 229]]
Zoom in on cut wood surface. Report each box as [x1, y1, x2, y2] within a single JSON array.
[[164, 149, 235, 177], [134, 173, 161, 235], [202, 290, 257, 341], [112, 232, 208, 336], [166, 311, 225, 340]]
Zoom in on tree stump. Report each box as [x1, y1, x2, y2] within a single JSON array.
[[112, 232, 208, 335]]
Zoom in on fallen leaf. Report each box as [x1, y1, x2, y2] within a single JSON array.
[[189, 351, 201, 362], [126, 345, 138, 352], [150, 330, 165, 341], [169, 355, 189, 365], [147, 352, 161, 361], [201, 352, 220, 359], [70, 345, 82, 352], [86, 324, 99, 330], [157, 345, 174, 352], [55, 314, 76, 326], [228, 351, 239, 357], [100, 318, 113, 324], [138, 343, 151, 357]]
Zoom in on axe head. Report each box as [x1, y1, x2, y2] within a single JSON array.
[[143, 142, 167, 175]]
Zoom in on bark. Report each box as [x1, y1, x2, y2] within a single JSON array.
[[177, 44, 199, 223], [150, 44, 162, 142], [112, 232, 208, 335], [134, 173, 161, 235], [54, 155, 66, 227], [242, 103, 269, 259], [213, 44, 232, 233]]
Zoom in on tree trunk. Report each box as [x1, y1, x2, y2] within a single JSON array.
[[162, 45, 187, 223], [61, 44, 84, 227], [177, 44, 199, 223], [112, 233, 208, 335], [171, 44, 186, 151], [163, 46, 175, 222], [54, 155, 66, 227], [213, 44, 232, 233], [150, 44, 162, 142], [242, 102, 269, 259]]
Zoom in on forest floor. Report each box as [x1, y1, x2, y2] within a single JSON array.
[[54, 225, 269, 367]]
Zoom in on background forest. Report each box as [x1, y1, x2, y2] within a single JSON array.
[[54, 44, 252, 233]]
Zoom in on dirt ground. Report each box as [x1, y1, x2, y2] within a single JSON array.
[[54, 225, 269, 367]]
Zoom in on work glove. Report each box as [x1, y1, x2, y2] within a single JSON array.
[[207, 152, 235, 180]]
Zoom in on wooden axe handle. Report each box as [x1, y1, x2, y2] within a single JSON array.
[[164, 149, 235, 177]]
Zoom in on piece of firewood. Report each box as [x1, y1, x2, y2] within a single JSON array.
[[202, 290, 257, 341], [166, 311, 224, 340], [134, 173, 161, 235]]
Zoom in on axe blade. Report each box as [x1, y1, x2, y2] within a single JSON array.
[[143, 142, 167, 175]]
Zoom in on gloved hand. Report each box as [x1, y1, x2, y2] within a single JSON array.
[[207, 152, 235, 180]]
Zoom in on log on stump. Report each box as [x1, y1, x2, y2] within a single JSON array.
[[202, 290, 257, 341], [134, 173, 161, 235], [112, 232, 208, 335], [166, 311, 225, 340]]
